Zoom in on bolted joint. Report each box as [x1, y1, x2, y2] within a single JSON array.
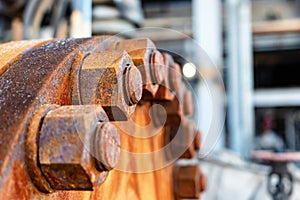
[[114, 38, 166, 101], [37, 105, 120, 191], [72, 51, 143, 121]]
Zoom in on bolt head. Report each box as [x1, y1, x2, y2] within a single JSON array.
[[38, 105, 109, 190]]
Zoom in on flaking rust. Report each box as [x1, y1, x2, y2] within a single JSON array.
[[73, 51, 142, 121], [115, 38, 165, 100], [38, 105, 118, 190], [0, 37, 205, 200]]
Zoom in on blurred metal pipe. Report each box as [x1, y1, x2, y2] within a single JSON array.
[[71, 0, 92, 37], [226, 0, 254, 157], [192, 0, 225, 153]]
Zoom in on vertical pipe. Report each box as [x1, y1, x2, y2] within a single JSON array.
[[192, 0, 225, 153], [226, 0, 254, 157], [239, 0, 254, 157], [71, 0, 92, 37]]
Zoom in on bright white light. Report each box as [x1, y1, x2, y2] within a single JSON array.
[[182, 62, 197, 79]]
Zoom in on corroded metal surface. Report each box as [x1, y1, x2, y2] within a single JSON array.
[[74, 51, 141, 121], [39, 105, 113, 190], [94, 122, 120, 171], [0, 39, 51, 76], [0, 37, 205, 200], [114, 38, 163, 100], [183, 90, 194, 116], [173, 165, 206, 199], [25, 104, 59, 193], [154, 53, 176, 101]]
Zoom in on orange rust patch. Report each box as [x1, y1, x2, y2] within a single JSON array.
[[1, 160, 30, 200]]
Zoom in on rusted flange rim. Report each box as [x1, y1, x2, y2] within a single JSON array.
[[70, 53, 91, 105], [25, 104, 59, 193]]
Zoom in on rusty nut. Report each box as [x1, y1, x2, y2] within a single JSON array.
[[173, 165, 205, 199], [115, 38, 165, 100], [38, 105, 120, 190], [154, 53, 176, 101], [75, 51, 142, 121], [169, 62, 183, 95], [151, 98, 183, 128], [183, 90, 194, 116], [163, 119, 197, 162], [180, 121, 196, 159]]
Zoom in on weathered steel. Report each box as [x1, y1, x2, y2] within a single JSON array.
[[0, 37, 205, 200], [0, 36, 122, 198], [183, 90, 194, 116], [154, 53, 175, 101], [180, 121, 196, 159], [151, 98, 183, 127], [0, 39, 51, 76], [38, 105, 115, 190], [94, 122, 120, 171], [164, 119, 197, 160], [123, 65, 143, 106], [114, 38, 165, 100], [173, 165, 206, 199], [25, 104, 59, 193], [74, 51, 142, 121], [169, 62, 182, 95]]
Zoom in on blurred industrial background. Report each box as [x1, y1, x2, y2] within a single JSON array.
[[1, 0, 300, 199]]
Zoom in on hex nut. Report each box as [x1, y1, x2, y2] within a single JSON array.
[[173, 165, 204, 199], [154, 53, 175, 101], [25, 104, 59, 193], [38, 105, 119, 190], [183, 90, 194, 116], [115, 38, 165, 100], [77, 51, 142, 121]]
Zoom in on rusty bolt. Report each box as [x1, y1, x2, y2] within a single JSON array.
[[115, 38, 166, 100], [149, 50, 165, 84], [73, 51, 142, 121], [94, 122, 120, 171], [169, 63, 182, 94], [123, 65, 143, 105], [179, 120, 196, 159], [183, 90, 194, 116], [151, 98, 183, 127], [173, 165, 205, 199], [164, 119, 197, 161], [38, 105, 120, 190], [154, 53, 176, 101]]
